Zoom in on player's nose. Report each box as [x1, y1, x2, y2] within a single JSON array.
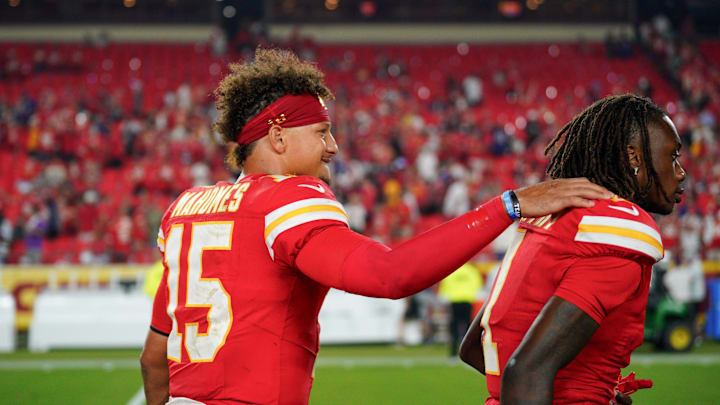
[[676, 161, 686, 183], [325, 132, 338, 155]]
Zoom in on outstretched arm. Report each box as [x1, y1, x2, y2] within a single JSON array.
[[459, 303, 486, 373], [296, 178, 611, 299], [500, 297, 599, 405]]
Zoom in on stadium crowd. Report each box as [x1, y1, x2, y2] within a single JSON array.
[[0, 24, 718, 267]]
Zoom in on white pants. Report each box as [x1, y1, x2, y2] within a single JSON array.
[[167, 397, 206, 405]]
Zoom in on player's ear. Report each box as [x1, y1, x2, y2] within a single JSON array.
[[626, 143, 642, 173], [267, 125, 287, 154]]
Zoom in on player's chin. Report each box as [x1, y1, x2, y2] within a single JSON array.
[[654, 202, 675, 215], [318, 168, 332, 186]]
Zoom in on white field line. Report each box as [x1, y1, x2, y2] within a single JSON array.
[[0, 358, 139, 370], [1, 353, 720, 371], [125, 386, 145, 405]]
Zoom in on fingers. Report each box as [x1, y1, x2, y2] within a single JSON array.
[[513, 177, 614, 217], [567, 196, 596, 208]]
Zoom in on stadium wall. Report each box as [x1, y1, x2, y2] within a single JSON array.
[[0, 23, 631, 43]]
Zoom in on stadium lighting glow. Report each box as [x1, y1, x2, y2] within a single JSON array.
[[223, 5, 237, 18], [498, 1, 521, 17], [8, 0, 20, 7], [123, 0, 136, 8], [359, 1, 376, 16], [526, 0, 539, 10], [325, 0, 338, 11], [545, 86, 557, 100]]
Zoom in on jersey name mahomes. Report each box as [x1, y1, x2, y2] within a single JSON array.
[[170, 183, 250, 218]]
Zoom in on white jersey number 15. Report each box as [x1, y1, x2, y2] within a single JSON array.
[[164, 222, 234, 362]]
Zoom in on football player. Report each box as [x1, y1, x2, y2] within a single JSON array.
[[460, 94, 685, 405]]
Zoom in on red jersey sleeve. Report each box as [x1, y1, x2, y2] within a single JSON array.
[[262, 176, 349, 267], [150, 261, 172, 335], [554, 255, 643, 324], [551, 197, 661, 324], [571, 197, 663, 264]]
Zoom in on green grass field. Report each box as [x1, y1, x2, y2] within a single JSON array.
[[1, 342, 720, 405]]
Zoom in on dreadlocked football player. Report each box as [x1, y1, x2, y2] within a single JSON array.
[[139, 48, 611, 405], [460, 94, 686, 405]]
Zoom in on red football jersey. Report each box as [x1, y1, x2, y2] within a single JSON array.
[[151, 174, 349, 405], [482, 196, 662, 404]]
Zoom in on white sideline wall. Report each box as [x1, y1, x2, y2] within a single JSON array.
[[0, 290, 15, 352], [28, 288, 405, 351], [319, 289, 405, 344], [29, 290, 153, 352]]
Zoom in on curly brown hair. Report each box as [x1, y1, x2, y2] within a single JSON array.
[[214, 48, 334, 170]]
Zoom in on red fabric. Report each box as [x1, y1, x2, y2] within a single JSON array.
[[150, 262, 171, 334], [483, 198, 658, 404], [150, 174, 513, 404], [151, 174, 342, 404], [615, 371, 653, 395], [236, 94, 330, 145], [296, 197, 511, 299], [554, 257, 643, 324]]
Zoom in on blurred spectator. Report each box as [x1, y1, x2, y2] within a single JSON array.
[[637, 76, 654, 98], [0, 205, 11, 266], [703, 208, 720, 261], [462, 73, 483, 107], [22, 203, 48, 264], [438, 262, 482, 357], [605, 31, 634, 59], [680, 213, 703, 259], [664, 253, 706, 322], [442, 167, 470, 219], [345, 192, 368, 233]]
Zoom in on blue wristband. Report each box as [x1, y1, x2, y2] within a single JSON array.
[[502, 190, 521, 220]]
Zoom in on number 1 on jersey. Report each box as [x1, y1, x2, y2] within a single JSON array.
[[164, 222, 234, 362], [480, 230, 526, 375]]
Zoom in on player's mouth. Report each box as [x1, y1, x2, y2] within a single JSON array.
[[674, 188, 684, 203], [321, 157, 333, 164]]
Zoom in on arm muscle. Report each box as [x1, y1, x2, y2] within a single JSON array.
[[500, 296, 598, 405]]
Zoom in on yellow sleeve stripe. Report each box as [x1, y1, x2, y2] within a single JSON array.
[[575, 215, 663, 261], [578, 224, 663, 254], [264, 205, 348, 239], [264, 198, 349, 260]]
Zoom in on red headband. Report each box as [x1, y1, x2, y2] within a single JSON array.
[[236, 94, 330, 145]]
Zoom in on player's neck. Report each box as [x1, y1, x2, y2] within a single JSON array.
[[243, 150, 288, 178]]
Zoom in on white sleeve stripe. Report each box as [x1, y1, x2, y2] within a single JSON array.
[[575, 232, 663, 262], [265, 198, 346, 225], [579, 216, 661, 245], [265, 211, 349, 260]]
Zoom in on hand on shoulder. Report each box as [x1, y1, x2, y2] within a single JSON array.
[[514, 178, 613, 218]]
